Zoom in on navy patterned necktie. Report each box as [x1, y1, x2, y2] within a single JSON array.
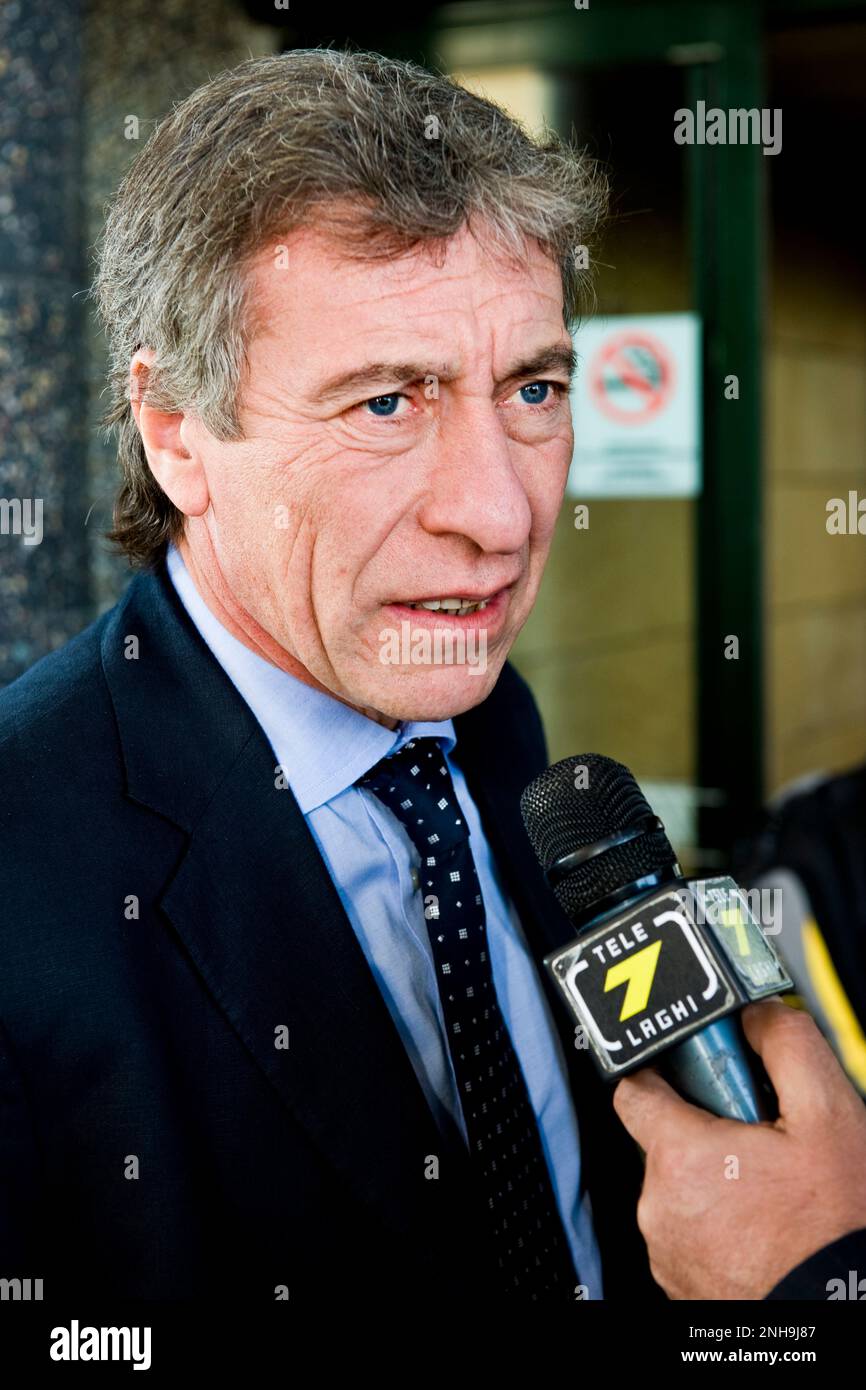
[[358, 736, 577, 1300]]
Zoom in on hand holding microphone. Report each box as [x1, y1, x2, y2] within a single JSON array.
[[520, 753, 866, 1298], [613, 1000, 866, 1299]]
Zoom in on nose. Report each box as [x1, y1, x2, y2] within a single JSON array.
[[416, 402, 533, 554]]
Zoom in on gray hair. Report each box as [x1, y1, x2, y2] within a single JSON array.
[[92, 47, 608, 566]]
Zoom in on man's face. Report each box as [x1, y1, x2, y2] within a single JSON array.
[[177, 219, 574, 724]]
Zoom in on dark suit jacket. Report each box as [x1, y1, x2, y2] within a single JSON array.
[[0, 562, 857, 1303]]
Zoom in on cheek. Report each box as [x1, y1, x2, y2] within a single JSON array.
[[523, 451, 571, 544], [216, 458, 318, 575], [308, 467, 415, 602], [209, 459, 279, 540]]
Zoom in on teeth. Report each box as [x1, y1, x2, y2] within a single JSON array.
[[405, 596, 490, 616]]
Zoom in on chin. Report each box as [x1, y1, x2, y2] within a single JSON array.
[[354, 658, 506, 724]]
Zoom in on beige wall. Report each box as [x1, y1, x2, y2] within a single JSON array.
[[766, 231, 866, 795], [513, 497, 694, 778]]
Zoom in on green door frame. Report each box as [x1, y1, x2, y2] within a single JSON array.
[[378, 0, 767, 860]]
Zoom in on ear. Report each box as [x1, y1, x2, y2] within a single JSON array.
[[129, 348, 210, 517]]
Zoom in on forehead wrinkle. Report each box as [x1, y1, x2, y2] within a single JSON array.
[[318, 233, 560, 313]]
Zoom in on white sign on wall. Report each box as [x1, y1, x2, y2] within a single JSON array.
[[567, 312, 702, 498]]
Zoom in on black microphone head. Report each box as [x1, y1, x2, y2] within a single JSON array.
[[520, 754, 678, 921]]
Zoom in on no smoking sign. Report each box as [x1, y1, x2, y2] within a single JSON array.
[[568, 312, 701, 498], [589, 330, 676, 425]]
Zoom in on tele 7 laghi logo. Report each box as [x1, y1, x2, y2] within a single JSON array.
[[569, 907, 721, 1062], [546, 880, 791, 1081]]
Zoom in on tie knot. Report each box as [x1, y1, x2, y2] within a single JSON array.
[[358, 737, 469, 856]]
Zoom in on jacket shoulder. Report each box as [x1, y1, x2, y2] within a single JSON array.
[[0, 607, 114, 761]]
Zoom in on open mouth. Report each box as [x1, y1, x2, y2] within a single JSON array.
[[402, 597, 491, 617], [383, 583, 515, 630]]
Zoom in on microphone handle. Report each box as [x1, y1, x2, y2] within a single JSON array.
[[659, 1013, 778, 1122]]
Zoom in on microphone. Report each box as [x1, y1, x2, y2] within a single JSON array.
[[520, 754, 793, 1122]]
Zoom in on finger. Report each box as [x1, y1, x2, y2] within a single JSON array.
[[740, 998, 854, 1123], [612, 1064, 715, 1150]]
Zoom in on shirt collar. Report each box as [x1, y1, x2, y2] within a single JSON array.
[[164, 543, 457, 813]]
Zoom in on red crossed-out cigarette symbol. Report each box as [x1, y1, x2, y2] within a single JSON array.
[[589, 330, 675, 424]]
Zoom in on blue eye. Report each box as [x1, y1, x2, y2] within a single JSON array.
[[520, 381, 551, 406], [365, 394, 402, 417]]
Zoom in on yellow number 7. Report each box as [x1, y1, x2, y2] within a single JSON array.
[[604, 941, 663, 1021]]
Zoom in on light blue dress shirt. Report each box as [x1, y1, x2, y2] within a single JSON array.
[[165, 543, 602, 1297]]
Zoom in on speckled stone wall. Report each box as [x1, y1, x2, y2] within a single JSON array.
[[0, 0, 91, 684], [0, 0, 276, 685], [81, 0, 277, 617]]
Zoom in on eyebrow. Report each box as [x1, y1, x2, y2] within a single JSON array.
[[310, 344, 578, 405]]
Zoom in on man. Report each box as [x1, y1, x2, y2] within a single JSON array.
[[1, 48, 864, 1305]]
